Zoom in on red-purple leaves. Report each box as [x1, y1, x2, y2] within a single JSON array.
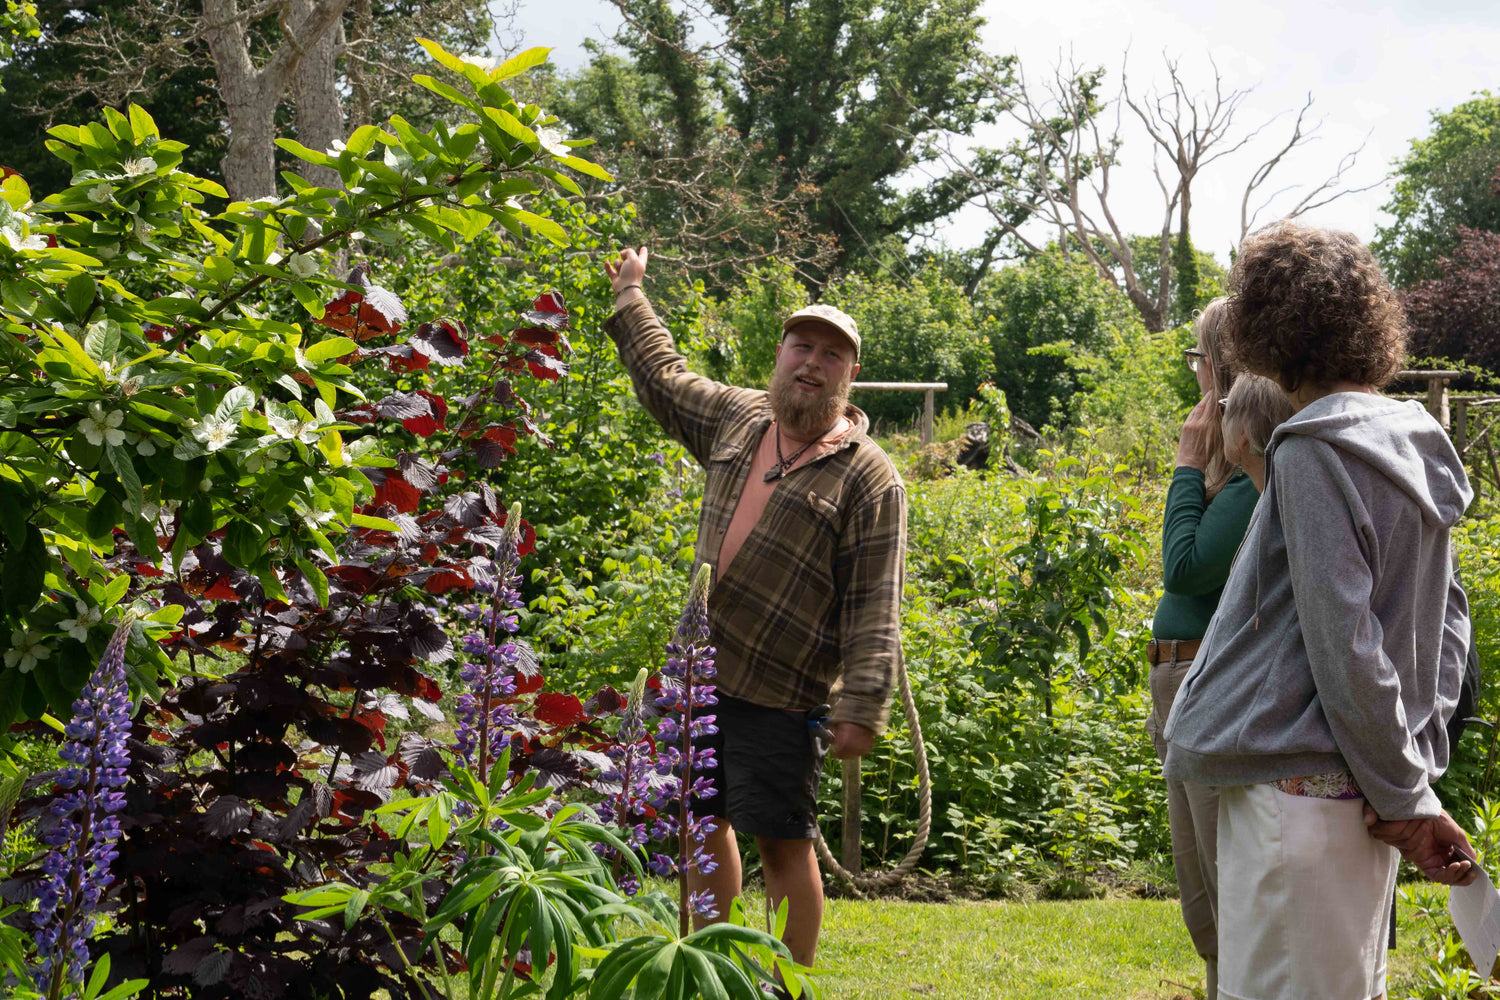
[[317, 266, 407, 340], [410, 320, 469, 366]]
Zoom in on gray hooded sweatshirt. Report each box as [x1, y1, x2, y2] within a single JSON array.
[[1163, 392, 1472, 820]]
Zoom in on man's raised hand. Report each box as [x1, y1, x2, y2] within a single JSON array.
[[605, 247, 648, 308]]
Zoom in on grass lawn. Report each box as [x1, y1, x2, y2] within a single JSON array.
[[802, 890, 1447, 999]]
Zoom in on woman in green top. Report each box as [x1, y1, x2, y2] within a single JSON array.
[[1146, 298, 1259, 1000]]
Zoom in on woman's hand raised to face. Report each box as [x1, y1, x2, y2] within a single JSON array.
[[604, 247, 648, 309], [1175, 392, 1217, 472]]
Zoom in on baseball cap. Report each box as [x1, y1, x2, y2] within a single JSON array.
[[782, 304, 860, 360]]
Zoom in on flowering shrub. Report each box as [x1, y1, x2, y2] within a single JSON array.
[[0, 38, 605, 728]]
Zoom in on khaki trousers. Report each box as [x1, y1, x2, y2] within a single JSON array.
[[1148, 656, 1220, 963]]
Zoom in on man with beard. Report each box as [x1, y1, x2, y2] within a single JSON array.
[[603, 247, 905, 968]]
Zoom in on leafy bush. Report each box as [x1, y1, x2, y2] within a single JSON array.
[[821, 267, 993, 426], [974, 247, 1139, 431]]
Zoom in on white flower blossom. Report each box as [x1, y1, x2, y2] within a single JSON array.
[[199, 478, 214, 492], [536, 125, 571, 157], [87, 183, 115, 204], [132, 216, 154, 243], [57, 602, 102, 642], [3, 229, 46, 251], [287, 253, 318, 280], [97, 244, 119, 260], [5, 629, 51, 673], [80, 402, 126, 447], [191, 419, 237, 452], [124, 430, 155, 454], [122, 157, 158, 177], [326, 139, 347, 155]]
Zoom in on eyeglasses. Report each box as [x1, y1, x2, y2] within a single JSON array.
[[1184, 348, 1207, 372]]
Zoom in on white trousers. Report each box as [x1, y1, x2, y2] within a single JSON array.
[[1217, 783, 1398, 1000]]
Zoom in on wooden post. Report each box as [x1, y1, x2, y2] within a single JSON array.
[[841, 758, 862, 875], [1427, 377, 1451, 431], [921, 389, 935, 445], [1455, 398, 1469, 454]]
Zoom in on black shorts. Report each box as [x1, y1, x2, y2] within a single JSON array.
[[690, 692, 828, 840]]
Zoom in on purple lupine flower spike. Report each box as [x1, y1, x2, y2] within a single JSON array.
[[34, 615, 135, 996], [655, 564, 719, 936], [453, 503, 525, 785]]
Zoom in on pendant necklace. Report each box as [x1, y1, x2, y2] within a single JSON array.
[[763, 420, 840, 483]]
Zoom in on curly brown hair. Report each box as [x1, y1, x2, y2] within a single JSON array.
[[1225, 222, 1407, 391]]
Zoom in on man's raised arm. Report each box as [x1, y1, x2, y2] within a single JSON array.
[[602, 247, 761, 465]]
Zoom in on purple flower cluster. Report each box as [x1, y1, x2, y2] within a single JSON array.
[[654, 564, 721, 926], [594, 676, 656, 896], [34, 618, 134, 993], [453, 504, 525, 779]]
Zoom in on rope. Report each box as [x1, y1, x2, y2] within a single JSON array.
[[815, 652, 932, 894]]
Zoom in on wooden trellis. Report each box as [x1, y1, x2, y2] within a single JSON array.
[[1397, 370, 1500, 500]]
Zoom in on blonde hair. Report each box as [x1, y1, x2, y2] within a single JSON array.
[[1222, 373, 1294, 458], [1196, 298, 1239, 498]]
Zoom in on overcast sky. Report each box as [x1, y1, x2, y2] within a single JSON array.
[[502, 0, 1500, 265]]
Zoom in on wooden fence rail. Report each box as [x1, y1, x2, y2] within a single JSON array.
[[849, 382, 948, 446]]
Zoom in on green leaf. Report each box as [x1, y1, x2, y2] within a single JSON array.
[[345, 124, 382, 157], [106, 442, 143, 516], [411, 74, 480, 113], [1, 524, 47, 617], [292, 282, 327, 319], [202, 255, 235, 283], [555, 154, 612, 182], [123, 515, 161, 566], [66, 272, 97, 321], [343, 889, 370, 929], [213, 386, 256, 424], [317, 429, 344, 467], [491, 46, 552, 81], [304, 336, 356, 364], [512, 209, 569, 246], [349, 512, 400, 532], [83, 318, 121, 363], [100, 573, 130, 609], [481, 106, 539, 147], [127, 104, 159, 141], [295, 558, 329, 608], [274, 138, 338, 169]]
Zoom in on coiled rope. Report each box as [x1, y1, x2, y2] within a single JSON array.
[[814, 654, 932, 895]]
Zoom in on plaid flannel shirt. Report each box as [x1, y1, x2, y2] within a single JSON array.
[[605, 296, 906, 733]]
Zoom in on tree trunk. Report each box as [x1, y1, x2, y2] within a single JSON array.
[[200, 0, 351, 201], [291, 0, 346, 192], [203, 0, 279, 200]]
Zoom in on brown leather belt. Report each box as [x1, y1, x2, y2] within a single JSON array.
[[1146, 638, 1201, 665]]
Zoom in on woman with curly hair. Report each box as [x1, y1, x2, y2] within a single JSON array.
[[1163, 221, 1476, 1000], [1147, 298, 1257, 1000]]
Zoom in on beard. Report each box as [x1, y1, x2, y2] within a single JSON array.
[[768, 366, 852, 436]]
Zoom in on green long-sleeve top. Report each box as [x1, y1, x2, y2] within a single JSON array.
[[1151, 467, 1260, 641]]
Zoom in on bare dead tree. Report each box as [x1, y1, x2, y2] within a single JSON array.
[[922, 52, 1378, 331]]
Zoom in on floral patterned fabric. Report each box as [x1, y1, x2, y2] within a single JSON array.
[[1270, 770, 1363, 800]]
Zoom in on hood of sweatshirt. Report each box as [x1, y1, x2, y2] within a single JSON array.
[[1269, 392, 1471, 529], [1162, 389, 1473, 820]]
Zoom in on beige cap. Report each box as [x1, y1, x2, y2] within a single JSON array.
[[782, 304, 860, 359]]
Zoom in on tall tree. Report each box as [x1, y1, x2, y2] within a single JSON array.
[[1374, 92, 1500, 288], [544, 0, 1002, 286], [926, 54, 1374, 331], [1402, 221, 1500, 372], [0, 0, 496, 199], [0, 0, 222, 195]]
